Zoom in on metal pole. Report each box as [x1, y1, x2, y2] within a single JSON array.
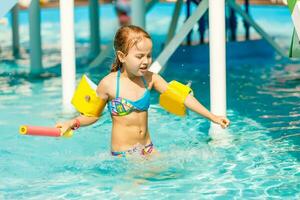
[[229, 5, 237, 41], [244, 0, 250, 40], [131, 0, 145, 28], [60, 0, 76, 110], [166, 0, 183, 45], [198, 12, 206, 44], [208, 0, 227, 139], [11, 5, 20, 58], [89, 0, 100, 58], [29, 0, 42, 75], [186, 0, 192, 45]]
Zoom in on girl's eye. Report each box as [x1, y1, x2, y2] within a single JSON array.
[[136, 55, 143, 59]]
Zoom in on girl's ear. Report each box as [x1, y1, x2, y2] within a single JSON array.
[[117, 51, 126, 63]]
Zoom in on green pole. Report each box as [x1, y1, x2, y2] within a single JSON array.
[[131, 0, 145, 28], [11, 5, 20, 58], [89, 0, 100, 58], [29, 0, 42, 75]]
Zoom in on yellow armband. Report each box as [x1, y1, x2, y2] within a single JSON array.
[[71, 75, 106, 117], [159, 80, 192, 116]]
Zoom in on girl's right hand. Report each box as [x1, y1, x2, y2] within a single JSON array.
[[55, 120, 73, 136], [211, 115, 230, 129]]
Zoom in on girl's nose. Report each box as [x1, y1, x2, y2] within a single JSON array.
[[142, 57, 149, 64], [142, 56, 151, 65]]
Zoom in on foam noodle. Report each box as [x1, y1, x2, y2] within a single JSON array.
[[19, 125, 73, 138]]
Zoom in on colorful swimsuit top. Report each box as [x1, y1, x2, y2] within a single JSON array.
[[107, 69, 150, 116]]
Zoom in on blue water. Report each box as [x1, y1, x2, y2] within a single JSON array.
[[0, 3, 299, 199]]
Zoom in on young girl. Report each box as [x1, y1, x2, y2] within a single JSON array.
[[56, 25, 230, 157]]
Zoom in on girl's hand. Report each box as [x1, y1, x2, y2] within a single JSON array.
[[211, 115, 230, 129], [55, 120, 73, 136]]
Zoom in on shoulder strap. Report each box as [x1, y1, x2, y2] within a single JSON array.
[[116, 69, 121, 97]]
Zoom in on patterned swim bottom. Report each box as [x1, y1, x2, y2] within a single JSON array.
[[111, 142, 154, 157]]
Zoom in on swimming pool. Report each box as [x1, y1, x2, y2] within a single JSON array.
[[0, 3, 299, 199]]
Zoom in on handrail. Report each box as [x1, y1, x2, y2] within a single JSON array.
[[166, 0, 183, 45]]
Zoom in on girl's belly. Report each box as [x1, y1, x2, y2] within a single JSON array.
[[111, 112, 152, 151]]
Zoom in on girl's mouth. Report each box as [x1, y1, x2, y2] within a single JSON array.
[[139, 66, 148, 71]]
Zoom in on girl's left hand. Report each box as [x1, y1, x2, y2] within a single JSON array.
[[55, 120, 73, 136], [212, 115, 230, 129]]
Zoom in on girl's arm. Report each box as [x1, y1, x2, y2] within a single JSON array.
[[56, 115, 100, 134], [152, 73, 230, 128], [184, 94, 230, 128], [56, 78, 109, 134]]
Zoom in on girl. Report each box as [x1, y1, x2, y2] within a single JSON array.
[[56, 25, 230, 157]]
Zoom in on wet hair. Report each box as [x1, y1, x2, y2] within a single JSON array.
[[111, 25, 152, 72]]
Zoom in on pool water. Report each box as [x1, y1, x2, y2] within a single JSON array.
[[0, 3, 299, 199]]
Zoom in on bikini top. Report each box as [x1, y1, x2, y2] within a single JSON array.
[[107, 69, 150, 116]]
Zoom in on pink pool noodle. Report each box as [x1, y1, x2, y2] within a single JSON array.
[[19, 125, 62, 137]]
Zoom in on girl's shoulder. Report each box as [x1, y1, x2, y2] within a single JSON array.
[[96, 72, 118, 98], [97, 72, 117, 90], [98, 71, 117, 84]]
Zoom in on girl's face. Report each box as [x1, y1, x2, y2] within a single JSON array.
[[119, 38, 153, 77]]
